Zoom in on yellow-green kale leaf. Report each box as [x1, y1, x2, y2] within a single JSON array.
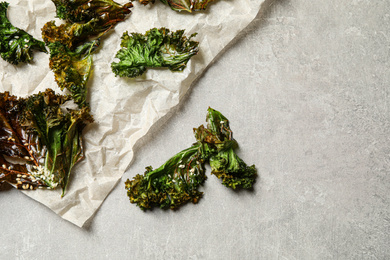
[[47, 40, 100, 108]]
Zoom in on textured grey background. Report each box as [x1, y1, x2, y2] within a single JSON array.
[[1, 0, 390, 259]]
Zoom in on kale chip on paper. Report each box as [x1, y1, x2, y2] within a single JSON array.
[[0, 2, 47, 65], [51, 0, 133, 24], [41, 0, 133, 107], [111, 28, 199, 78], [0, 89, 92, 196], [1, 0, 133, 197], [43, 0, 133, 48], [134, 0, 217, 12], [47, 40, 100, 108]]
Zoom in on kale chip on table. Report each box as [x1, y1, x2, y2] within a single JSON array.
[[125, 145, 207, 210], [125, 108, 257, 210], [195, 108, 257, 190]]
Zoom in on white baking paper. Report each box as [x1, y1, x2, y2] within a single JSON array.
[[0, 0, 265, 227]]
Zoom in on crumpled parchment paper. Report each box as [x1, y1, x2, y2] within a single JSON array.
[[0, 0, 265, 227]]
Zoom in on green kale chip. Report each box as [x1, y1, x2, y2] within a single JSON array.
[[47, 40, 100, 108], [135, 0, 217, 12], [51, 0, 133, 24], [208, 149, 257, 189], [198, 108, 257, 189], [125, 145, 206, 210], [194, 108, 257, 189], [125, 107, 256, 210], [0, 2, 46, 65], [0, 89, 92, 196], [160, 0, 217, 12], [43, 0, 132, 49], [42, 20, 100, 50], [111, 28, 199, 78]]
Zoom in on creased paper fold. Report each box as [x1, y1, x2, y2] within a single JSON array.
[[0, 0, 265, 227]]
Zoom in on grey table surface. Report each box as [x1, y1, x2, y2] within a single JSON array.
[[1, 0, 390, 259]]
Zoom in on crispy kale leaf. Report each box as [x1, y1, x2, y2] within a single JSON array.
[[43, 0, 132, 49], [208, 149, 257, 189], [42, 20, 99, 50], [125, 145, 206, 210], [125, 107, 256, 210], [42, 0, 132, 106], [160, 0, 216, 12], [196, 108, 257, 190], [47, 40, 100, 108], [51, 0, 133, 24], [0, 2, 46, 65], [0, 89, 92, 196], [111, 28, 199, 78], [135, 0, 216, 12], [42, 19, 114, 50]]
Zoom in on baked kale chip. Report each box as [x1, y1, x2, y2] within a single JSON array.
[[111, 28, 199, 78], [134, 0, 217, 12], [125, 145, 206, 210], [51, 0, 133, 24], [47, 40, 100, 108], [0, 89, 92, 196], [42, 0, 132, 107], [42, 20, 102, 50], [195, 108, 257, 190], [45, 0, 132, 49], [125, 108, 256, 210], [0, 2, 46, 65], [43, 0, 132, 48]]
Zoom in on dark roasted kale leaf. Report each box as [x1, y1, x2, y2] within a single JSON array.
[[0, 89, 92, 196]]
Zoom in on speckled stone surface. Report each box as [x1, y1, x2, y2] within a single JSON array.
[[1, 0, 390, 259]]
